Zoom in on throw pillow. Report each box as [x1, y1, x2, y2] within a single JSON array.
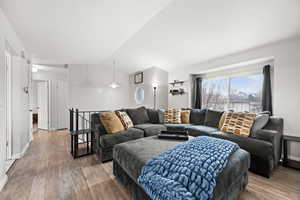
[[221, 112, 256, 136], [99, 112, 125, 134], [158, 109, 165, 124], [147, 108, 159, 124], [204, 109, 224, 128], [92, 112, 108, 135], [181, 110, 190, 124], [218, 112, 228, 129], [164, 108, 181, 124], [115, 111, 134, 129], [250, 113, 270, 137], [190, 109, 206, 125], [126, 106, 150, 125]]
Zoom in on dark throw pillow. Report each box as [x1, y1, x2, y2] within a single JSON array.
[[250, 113, 270, 137], [158, 109, 165, 124], [204, 109, 224, 128], [190, 109, 206, 125], [147, 109, 159, 124], [126, 106, 150, 125]]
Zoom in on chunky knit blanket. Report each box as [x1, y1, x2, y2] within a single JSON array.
[[138, 136, 239, 200]]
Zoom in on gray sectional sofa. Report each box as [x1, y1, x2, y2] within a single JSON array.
[[91, 106, 283, 177]]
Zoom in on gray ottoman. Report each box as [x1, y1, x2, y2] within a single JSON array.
[[113, 136, 250, 200]]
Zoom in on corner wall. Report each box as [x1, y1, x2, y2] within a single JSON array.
[[169, 36, 300, 160], [129, 67, 168, 109]]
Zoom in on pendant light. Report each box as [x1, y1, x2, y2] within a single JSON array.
[[109, 60, 120, 88]]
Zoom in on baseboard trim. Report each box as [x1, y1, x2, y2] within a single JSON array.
[[11, 141, 31, 160], [0, 174, 8, 191], [289, 155, 300, 162]]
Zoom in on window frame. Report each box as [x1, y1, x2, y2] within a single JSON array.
[[201, 71, 263, 112]]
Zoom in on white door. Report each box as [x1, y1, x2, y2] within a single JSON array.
[[48, 80, 68, 130], [37, 81, 49, 130], [5, 50, 12, 161]]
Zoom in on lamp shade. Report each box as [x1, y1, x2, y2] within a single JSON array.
[[109, 82, 120, 89], [109, 60, 120, 89], [152, 82, 159, 88]]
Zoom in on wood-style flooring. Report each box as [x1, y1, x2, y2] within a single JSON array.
[[0, 129, 300, 200]]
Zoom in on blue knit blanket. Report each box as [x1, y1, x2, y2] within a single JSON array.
[[138, 136, 239, 200]]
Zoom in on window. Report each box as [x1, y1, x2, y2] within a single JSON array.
[[202, 74, 263, 113]]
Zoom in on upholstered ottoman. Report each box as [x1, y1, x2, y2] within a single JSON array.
[[113, 136, 250, 200]]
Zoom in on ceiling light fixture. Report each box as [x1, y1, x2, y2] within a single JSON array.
[[109, 60, 120, 89], [32, 65, 38, 73]]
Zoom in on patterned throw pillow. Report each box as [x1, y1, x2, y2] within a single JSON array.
[[220, 112, 256, 136], [218, 112, 228, 129], [116, 111, 133, 129], [181, 110, 190, 124], [164, 108, 181, 124], [99, 112, 125, 134]]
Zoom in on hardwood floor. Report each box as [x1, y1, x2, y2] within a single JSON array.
[[0, 129, 300, 200]]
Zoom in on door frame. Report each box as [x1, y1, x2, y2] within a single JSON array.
[[4, 50, 12, 161]]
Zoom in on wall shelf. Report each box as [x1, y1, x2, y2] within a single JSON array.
[[168, 80, 185, 86]]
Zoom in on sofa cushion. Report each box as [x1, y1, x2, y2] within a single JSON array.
[[187, 125, 218, 137], [208, 131, 274, 159], [100, 112, 125, 134], [126, 106, 150, 125], [99, 128, 144, 148], [116, 111, 134, 129], [204, 109, 224, 128], [190, 109, 206, 125], [220, 112, 256, 136], [147, 109, 159, 124], [134, 124, 167, 137], [165, 123, 192, 131]]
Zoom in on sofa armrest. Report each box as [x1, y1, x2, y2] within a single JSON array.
[[256, 129, 277, 143], [255, 129, 282, 165], [92, 124, 107, 149], [92, 124, 106, 136]]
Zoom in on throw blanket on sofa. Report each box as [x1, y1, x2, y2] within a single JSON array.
[[138, 136, 239, 200]]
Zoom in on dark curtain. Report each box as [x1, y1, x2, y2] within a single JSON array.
[[262, 65, 273, 115], [194, 77, 202, 109]]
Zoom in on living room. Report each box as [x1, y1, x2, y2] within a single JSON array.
[[1, 0, 300, 199]]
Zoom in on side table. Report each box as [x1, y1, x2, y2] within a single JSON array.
[[282, 135, 300, 170], [70, 129, 95, 158]]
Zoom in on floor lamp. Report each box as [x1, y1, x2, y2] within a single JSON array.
[[152, 82, 158, 109]]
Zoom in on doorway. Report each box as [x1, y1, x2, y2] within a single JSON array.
[[4, 50, 13, 171]]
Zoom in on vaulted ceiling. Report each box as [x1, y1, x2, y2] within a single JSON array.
[[1, 0, 300, 72], [0, 0, 173, 65]]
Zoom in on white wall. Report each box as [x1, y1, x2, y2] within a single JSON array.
[[11, 56, 30, 157], [68, 64, 132, 111], [0, 8, 30, 190], [31, 81, 38, 113], [129, 67, 168, 109], [169, 36, 300, 160]]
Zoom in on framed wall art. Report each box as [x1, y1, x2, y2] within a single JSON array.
[[134, 72, 143, 84]]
